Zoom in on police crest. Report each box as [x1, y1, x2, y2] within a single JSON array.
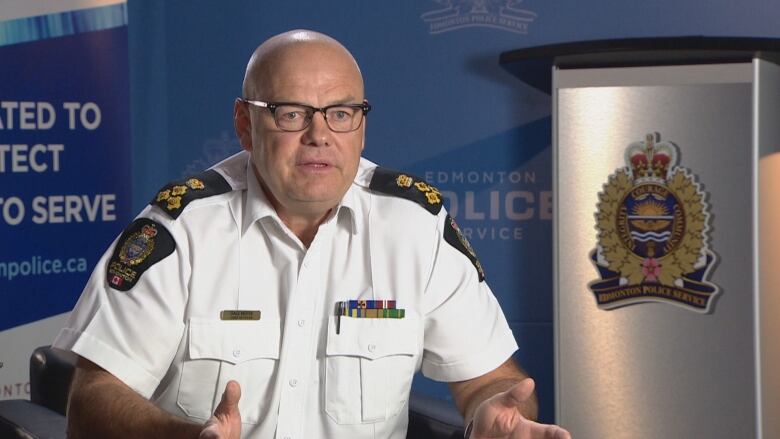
[[589, 133, 719, 312], [107, 218, 175, 292], [118, 224, 157, 266], [444, 215, 485, 282]]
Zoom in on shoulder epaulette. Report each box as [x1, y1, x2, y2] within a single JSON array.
[[368, 167, 443, 215], [150, 169, 232, 219], [444, 215, 485, 282]]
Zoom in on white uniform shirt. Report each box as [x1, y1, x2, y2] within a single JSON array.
[[54, 151, 518, 439]]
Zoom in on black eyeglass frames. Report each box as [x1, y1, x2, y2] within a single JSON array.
[[239, 98, 371, 132]]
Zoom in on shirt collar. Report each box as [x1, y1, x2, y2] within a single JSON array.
[[337, 183, 361, 235], [242, 160, 280, 235], [242, 158, 362, 236]]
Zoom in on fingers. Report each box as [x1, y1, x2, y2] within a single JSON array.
[[547, 424, 572, 439], [200, 381, 243, 439], [198, 417, 220, 439], [223, 380, 242, 406], [214, 380, 242, 417], [519, 420, 572, 439], [499, 378, 535, 409], [555, 426, 572, 439]]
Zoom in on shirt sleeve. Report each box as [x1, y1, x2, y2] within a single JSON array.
[[52, 207, 190, 398], [419, 210, 518, 382]]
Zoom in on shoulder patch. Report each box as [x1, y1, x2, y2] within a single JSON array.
[[368, 167, 443, 215], [151, 169, 231, 219], [443, 215, 485, 282], [107, 218, 175, 291]]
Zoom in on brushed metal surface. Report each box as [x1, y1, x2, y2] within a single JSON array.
[[755, 59, 780, 439], [555, 63, 752, 89], [555, 66, 756, 439], [758, 154, 780, 439]]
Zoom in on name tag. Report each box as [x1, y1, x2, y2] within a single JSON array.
[[219, 310, 261, 321]]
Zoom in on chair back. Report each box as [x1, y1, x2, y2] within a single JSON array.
[[29, 346, 77, 415]]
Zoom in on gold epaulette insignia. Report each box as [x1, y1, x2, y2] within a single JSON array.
[[369, 167, 442, 215], [150, 170, 231, 219]]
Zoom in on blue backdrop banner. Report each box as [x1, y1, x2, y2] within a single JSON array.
[[0, 2, 131, 400]]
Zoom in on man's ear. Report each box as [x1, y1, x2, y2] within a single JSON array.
[[234, 99, 253, 152], [360, 119, 366, 153]]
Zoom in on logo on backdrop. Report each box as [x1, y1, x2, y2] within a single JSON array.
[[589, 133, 719, 312], [421, 0, 537, 34], [180, 130, 241, 178], [425, 168, 549, 242]]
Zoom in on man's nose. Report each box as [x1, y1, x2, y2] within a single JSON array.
[[302, 111, 331, 146]]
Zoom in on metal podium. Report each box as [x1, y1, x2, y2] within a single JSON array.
[[501, 38, 780, 439]]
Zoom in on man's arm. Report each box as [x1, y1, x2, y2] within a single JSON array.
[[66, 357, 203, 439], [448, 358, 537, 424], [68, 357, 243, 439], [448, 358, 570, 439]]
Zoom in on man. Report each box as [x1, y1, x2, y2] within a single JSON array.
[[55, 30, 571, 439]]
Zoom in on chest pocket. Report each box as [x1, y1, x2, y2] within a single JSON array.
[[177, 318, 281, 424], [324, 315, 419, 424]]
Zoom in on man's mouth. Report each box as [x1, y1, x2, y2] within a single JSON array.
[[298, 160, 333, 169]]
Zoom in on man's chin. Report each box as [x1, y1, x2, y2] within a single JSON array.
[[287, 192, 343, 211], [289, 183, 348, 203]]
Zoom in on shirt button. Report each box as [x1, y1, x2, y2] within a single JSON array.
[[289, 379, 298, 387], [232, 349, 241, 358], [298, 319, 305, 327], [368, 344, 376, 353]]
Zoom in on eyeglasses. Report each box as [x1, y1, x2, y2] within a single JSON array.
[[239, 98, 371, 132]]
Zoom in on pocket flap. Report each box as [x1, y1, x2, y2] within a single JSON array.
[[326, 316, 419, 360], [188, 318, 280, 364]]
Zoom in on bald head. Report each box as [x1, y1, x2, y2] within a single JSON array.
[[234, 29, 368, 229], [242, 30, 363, 99]]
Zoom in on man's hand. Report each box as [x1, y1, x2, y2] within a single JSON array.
[[470, 379, 570, 439], [199, 381, 242, 439]]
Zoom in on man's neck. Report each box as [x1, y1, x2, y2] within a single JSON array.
[[255, 181, 332, 248], [277, 208, 332, 248], [251, 167, 339, 248]]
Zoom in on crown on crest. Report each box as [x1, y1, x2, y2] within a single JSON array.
[[141, 224, 158, 238], [625, 133, 678, 183]]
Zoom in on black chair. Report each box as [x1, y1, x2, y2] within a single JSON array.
[[0, 346, 464, 439], [407, 392, 465, 439], [0, 346, 74, 439]]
